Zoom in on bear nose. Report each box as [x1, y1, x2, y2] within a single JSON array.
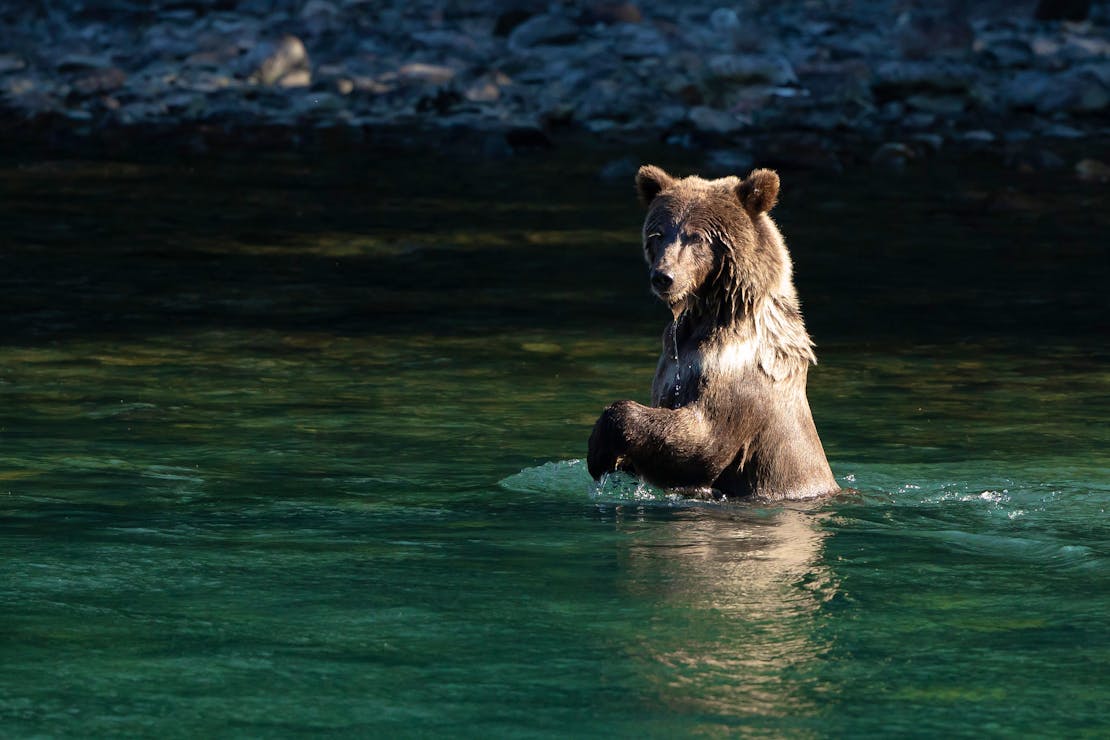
[[651, 269, 674, 291]]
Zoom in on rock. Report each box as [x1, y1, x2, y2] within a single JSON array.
[[9, 73, 50, 97], [180, 73, 234, 94], [586, 2, 642, 25], [905, 93, 966, 115], [706, 54, 797, 86], [662, 71, 700, 101], [902, 112, 938, 129], [959, 130, 995, 143], [879, 100, 905, 121], [300, 0, 340, 34], [911, 132, 946, 150], [978, 37, 1035, 68], [71, 67, 127, 96], [0, 55, 25, 74], [872, 61, 975, 97], [301, 0, 339, 19], [278, 70, 311, 88], [249, 35, 310, 87], [574, 77, 642, 122], [62, 108, 94, 121], [463, 80, 498, 103], [398, 63, 456, 86], [1042, 122, 1085, 138], [301, 91, 345, 115], [608, 23, 668, 59], [688, 105, 746, 134], [709, 8, 741, 32], [894, 10, 973, 60], [8, 84, 62, 115], [411, 30, 480, 55], [349, 75, 396, 95], [493, 7, 533, 36], [55, 53, 113, 72], [583, 118, 618, 133], [464, 72, 510, 103], [507, 14, 580, 51], [186, 40, 246, 70], [162, 91, 205, 116], [1001, 70, 1052, 109], [1031, 36, 1062, 58], [1004, 144, 1064, 172], [871, 142, 916, 170], [1063, 33, 1110, 61], [655, 105, 688, 130], [1003, 68, 1109, 112], [1075, 158, 1110, 182], [1, 0, 1108, 153]]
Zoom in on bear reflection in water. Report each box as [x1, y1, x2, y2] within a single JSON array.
[[604, 502, 835, 718], [588, 165, 839, 501]]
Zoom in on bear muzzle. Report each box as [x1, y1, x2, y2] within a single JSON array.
[[650, 269, 674, 293]]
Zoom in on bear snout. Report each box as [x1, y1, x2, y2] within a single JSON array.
[[650, 269, 674, 293]]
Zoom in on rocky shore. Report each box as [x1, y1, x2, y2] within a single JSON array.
[[1, 1, 1108, 169]]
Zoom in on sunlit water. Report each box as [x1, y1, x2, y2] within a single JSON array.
[[1, 150, 1107, 736]]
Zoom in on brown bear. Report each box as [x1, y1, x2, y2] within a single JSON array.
[[587, 165, 838, 500]]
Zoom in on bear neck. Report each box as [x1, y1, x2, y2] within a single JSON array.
[[682, 281, 817, 380]]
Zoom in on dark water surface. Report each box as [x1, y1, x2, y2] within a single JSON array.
[[1, 150, 1107, 737]]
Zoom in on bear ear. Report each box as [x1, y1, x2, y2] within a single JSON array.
[[635, 165, 675, 207], [736, 168, 780, 216]]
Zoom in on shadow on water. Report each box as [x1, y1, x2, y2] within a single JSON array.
[[0, 147, 1106, 345]]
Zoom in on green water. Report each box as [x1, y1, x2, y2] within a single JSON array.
[[1, 151, 1107, 737]]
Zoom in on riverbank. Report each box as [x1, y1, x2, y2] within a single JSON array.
[[1, 1, 1108, 173]]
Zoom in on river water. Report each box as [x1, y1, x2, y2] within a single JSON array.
[[1, 149, 1107, 736]]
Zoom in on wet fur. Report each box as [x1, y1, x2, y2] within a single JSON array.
[[588, 165, 838, 500]]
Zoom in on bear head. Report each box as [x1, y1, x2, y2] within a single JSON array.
[[635, 165, 789, 321]]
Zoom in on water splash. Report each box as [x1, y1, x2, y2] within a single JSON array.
[[498, 459, 592, 497], [500, 461, 710, 508]]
